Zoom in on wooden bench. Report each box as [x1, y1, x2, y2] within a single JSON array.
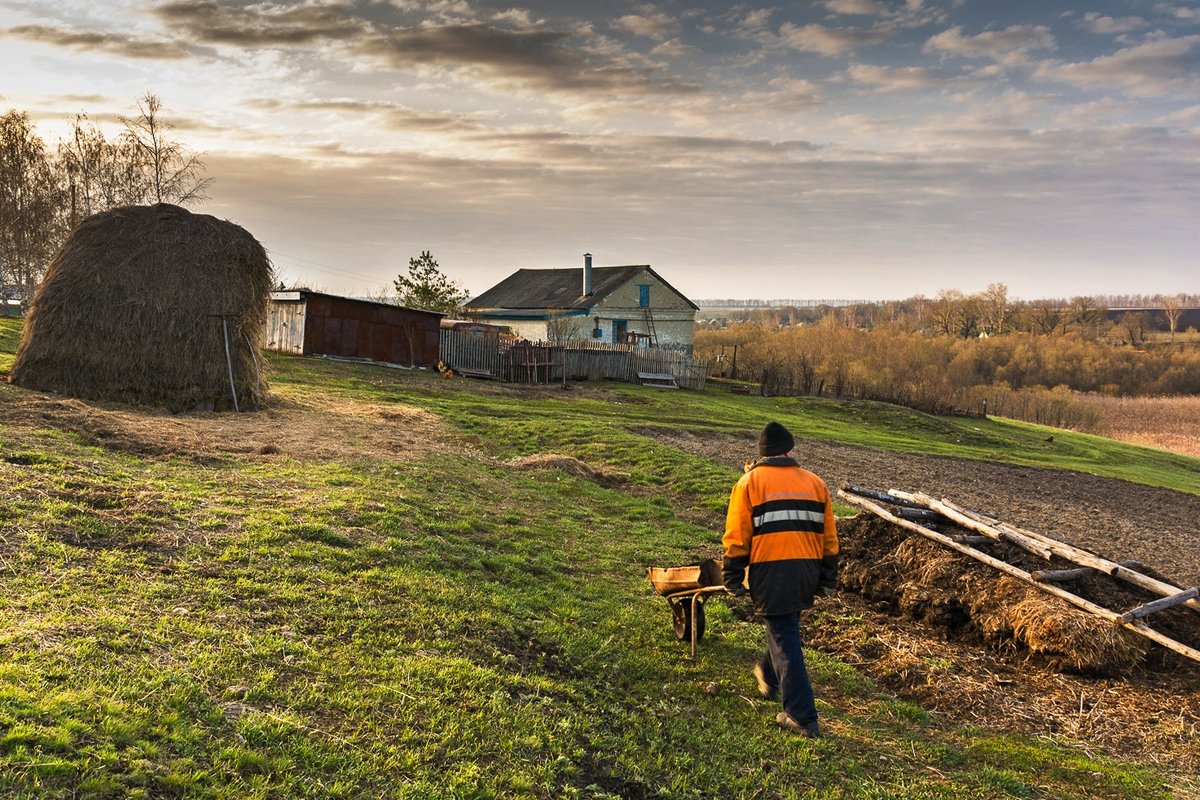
[[637, 371, 678, 389]]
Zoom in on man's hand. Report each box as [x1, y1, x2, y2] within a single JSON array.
[[816, 585, 835, 598], [726, 584, 749, 597]]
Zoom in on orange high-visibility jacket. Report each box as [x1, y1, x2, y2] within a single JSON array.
[[722, 457, 839, 615]]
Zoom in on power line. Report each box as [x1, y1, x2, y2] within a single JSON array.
[[267, 249, 387, 284]]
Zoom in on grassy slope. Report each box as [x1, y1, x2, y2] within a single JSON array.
[[0, 317, 1195, 799]]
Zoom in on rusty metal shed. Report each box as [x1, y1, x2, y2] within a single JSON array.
[[266, 290, 444, 367]]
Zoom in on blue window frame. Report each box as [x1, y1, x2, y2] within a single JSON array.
[[612, 319, 628, 342], [638, 284, 651, 307]]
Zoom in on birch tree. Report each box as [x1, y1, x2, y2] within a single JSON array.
[[119, 93, 210, 205]]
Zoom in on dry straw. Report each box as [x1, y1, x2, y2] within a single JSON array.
[[12, 204, 273, 411], [841, 515, 1148, 674]]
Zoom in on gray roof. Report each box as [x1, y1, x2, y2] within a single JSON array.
[[466, 265, 697, 311]]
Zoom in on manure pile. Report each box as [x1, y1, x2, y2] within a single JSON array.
[[837, 513, 1200, 675]]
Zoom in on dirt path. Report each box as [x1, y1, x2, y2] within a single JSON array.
[[643, 429, 1200, 587]]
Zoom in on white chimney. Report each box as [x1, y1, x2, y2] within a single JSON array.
[[583, 253, 593, 296]]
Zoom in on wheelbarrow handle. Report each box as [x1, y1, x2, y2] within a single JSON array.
[[664, 585, 728, 600]]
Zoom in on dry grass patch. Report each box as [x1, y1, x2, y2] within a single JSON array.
[[1082, 394, 1200, 458]]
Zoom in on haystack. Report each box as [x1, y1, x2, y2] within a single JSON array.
[[11, 204, 273, 411]]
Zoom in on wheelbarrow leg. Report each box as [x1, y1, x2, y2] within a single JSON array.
[[691, 592, 700, 659]]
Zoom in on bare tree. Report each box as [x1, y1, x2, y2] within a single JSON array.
[[58, 113, 148, 222], [1021, 298, 1061, 335], [119, 93, 210, 205], [0, 110, 66, 305], [981, 282, 1009, 335], [1119, 311, 1148, 347], [1162, 293, 1185, 343]]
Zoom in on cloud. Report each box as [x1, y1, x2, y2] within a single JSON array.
[[1035, 35, 1200, 96], [774, 23, 890, 55], [1155, 3, 1200, 23], [151, 2, 695, 98], [245, 98, 487, 133], [1050, 98, 1136, 127], [1079, 13, 1148, 35], [611, 13, 677, 41], [847, 63, 954, 91], [1, 24, 192, 59], [824, 0, 889, 16], [361, 23, 697, 95], [924, 24, 1056, 66], [153, 0, 368, 46]]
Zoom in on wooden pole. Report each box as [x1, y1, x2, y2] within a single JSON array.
[[1121, 588, 1199, 624], [916, 494, 1200, 617], [899, 491, 1054, 561], [837, 490, 1200, 666]]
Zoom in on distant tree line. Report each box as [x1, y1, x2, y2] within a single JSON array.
[[697, 284, 1200, 431], [0, 93, 208, 307]]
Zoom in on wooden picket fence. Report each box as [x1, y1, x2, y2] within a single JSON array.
[[439, 331, 707, 390]]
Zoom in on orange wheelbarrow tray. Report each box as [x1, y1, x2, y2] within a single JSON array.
[[647, 558, 729, 658]]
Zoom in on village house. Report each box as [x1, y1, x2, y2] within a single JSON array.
[[463, 254, 698, 350]]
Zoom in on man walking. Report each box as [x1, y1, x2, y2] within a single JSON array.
[[722, 421, 839, 738]]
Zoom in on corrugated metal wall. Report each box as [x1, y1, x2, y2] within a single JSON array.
[[301, 294, 442, 367]]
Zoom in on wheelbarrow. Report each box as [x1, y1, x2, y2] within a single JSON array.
[[647, 558, 729, 658]]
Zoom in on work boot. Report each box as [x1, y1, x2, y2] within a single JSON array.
[[753, 663, 778, 700], [776, 712, 820, 738]]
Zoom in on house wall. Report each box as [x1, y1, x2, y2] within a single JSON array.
[[590, 270, 696, 349]]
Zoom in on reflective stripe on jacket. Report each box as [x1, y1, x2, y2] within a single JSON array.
[[722, 456, 839, 615]]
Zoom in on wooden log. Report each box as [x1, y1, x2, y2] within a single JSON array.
[[1032, 567, 1096, 583], [954, 535, 992, 545], [895, 507, 946, 522], [905, 491, 1054, 561], [936, 499, 1200, 617], [1121, 587, 1199, 624], [1032, 562, 1144, 583], [837, 489, 1200, 666], [841, 484, 924, 508]]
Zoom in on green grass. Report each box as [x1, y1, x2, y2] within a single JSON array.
[[0, 316, 1194, 798]]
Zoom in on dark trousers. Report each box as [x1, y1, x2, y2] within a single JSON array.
[[759, 612, 817, 724]]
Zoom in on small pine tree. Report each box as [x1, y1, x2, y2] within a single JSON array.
[[393, 250, 469, 315]]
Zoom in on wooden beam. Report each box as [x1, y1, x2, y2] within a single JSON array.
[[1032, 567, 1096, 583], [837, 490, 1200, 666], [1032, 562, 1145, 584], [1121, 588, 1199, 624], [935, 498, 1200, 617], [900, 491, 1054, 561]]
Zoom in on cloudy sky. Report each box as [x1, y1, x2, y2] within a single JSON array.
[[3, 0, 1198, 301]]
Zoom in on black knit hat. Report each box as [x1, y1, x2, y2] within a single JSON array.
[[758, 421, 794, 456]]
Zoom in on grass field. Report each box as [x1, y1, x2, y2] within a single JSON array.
[[1, 316, 1196, 799]]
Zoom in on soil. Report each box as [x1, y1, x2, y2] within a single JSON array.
[[643, 428, 1200, 588]]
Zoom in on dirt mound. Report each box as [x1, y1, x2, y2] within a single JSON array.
[[839, 515, 1159, 673], [506, 454, 626, 486], [0, 387, 452, 464]]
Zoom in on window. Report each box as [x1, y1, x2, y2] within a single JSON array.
[[638, 284, 651, 307]]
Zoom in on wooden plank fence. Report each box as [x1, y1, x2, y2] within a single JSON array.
[[439, 331, 707, 390]]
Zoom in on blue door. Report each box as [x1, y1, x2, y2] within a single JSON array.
[[612, 319, 627, 342]]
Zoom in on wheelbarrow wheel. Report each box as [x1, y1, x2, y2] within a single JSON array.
[[671, 599, 705, 642]]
